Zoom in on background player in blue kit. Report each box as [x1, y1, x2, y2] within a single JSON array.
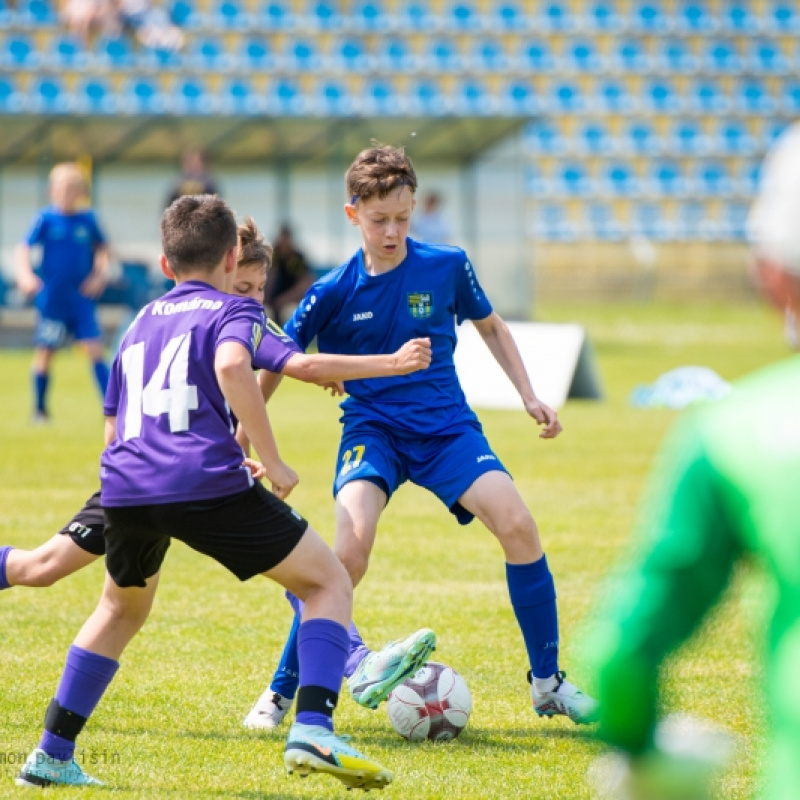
[[15, 196, 393, 792], [257, 144, 598, 726], [15, 163, 110, 422]]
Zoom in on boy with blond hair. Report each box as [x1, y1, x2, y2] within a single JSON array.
[[16, 162, 110, 421]]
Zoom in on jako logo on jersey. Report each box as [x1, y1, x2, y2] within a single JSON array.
[[251, 321, 263, 352], [476, 454, 497, 463], [408, 292, 433, 319], [152, 298, 223, 315], [353, 311, 373, 322]]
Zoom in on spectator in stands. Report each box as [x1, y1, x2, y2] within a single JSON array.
[[747, 121, 800, 350], [264, 224, 315, 326], [165, 147, 220, 208], [15, 163, 110, 422], [410, 191, 453, 244], [62, 0, 121, 44], [589, 119, 800, 800]]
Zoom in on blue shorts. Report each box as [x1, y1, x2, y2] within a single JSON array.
[[34, 292, 101, 349], [333, 419, 508, 525]]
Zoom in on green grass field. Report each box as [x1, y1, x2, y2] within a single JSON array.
[[0, 301, 787, 799]]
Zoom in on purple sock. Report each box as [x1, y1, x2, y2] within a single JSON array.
[[286, 592, 370, 679], [296, 619, 349, 731], [39, 645, 119, 761], [0, 546, 13, 590]]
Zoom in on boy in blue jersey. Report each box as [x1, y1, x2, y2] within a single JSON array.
[[14, 196, 393, 792], [256, 144, 598, 727], [16, 163, 110, 422]]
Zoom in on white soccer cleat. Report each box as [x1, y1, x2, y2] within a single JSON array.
[[243, 690, 293, 730], [529, 670, 599, 725]]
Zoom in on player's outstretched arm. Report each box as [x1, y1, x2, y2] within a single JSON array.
[[15, 244, 41, 297], [215, 341, 298, 499], [472, 312, 562, 439], [280, 337, 432, 385]]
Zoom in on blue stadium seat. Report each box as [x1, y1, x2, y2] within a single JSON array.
[[494, 1, 523, 30], [650, 161, 686, 196], [749, 39, 788, 73], [632, 1, 669, 32], [715, 120, 754, 154], [632, 202, 673, 239], [704, 40, 741, 72], [33, 76, 67, 113], [457, 79, 492, 114], [353, 1, 387, 30], [450, 1, 478, 30], [403, 1, 433, 30], [656, 39, 695, 71], [338, 38, 369, 71], [737, 160, 761, 195], [474, 38, 508, 71], [722, 1, 757, 31], [736, 78, 775, 112], [80, 78, 113, 113], [413, 79, 444, 114], [0, 75, 21, 112], [585, 0, 624, 29], [723, 202, 749, 238], [240, 38, 273, 69], [781, 82, 800, 114], [428, 38, 461, 70], [645, 79, 681, 112], [4, 35, 35, 67], [49, 34, 87, 68], [310, 0, 339, 28], [615, 38, 650, 71], [671, 120, 705, 154], [19, 0, 55, 23], [567, 40, 600, 72], [578, 122, 611, 155], [127, 78, 164, 113], [175, 78, 214, 113], [287, 38, 321, 69], [604, 162, 638, 196], [170, 0, 195, 26], [768, 2, 800, 31], [626, 121, 659, 155], [271, 78, 303, 113], [524, 121, 562, 154], [97, 36, 132, 67], [557, 163, 591, 197], [695, 161, 733, 197], [260, 1, 291, 28], [549, 80, 584, 112], [214, 0, 249, 27], [224, 79, 259, 113], [538, 1, 573, 30], [585, 203, 624, 240], [380, 39, 415, 70], [529, 204, 576, 241], [364, 79, 396, 113], [691, 80, 729, 113], [318, 80, 352, 113], [190, 37, 229, 70], [596, 79, 633, 112], [522, 40, 554, 71], [677, 201, 715, 239], [676, 1, 714, 31]]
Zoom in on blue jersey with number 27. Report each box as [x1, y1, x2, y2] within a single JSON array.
[[284, 238, 493, 435]]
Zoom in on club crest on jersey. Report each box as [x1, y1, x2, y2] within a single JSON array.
[[407, 292, 433, 319]]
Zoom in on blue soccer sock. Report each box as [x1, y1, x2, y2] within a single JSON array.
[[280, 591, 370, 685], [34, 372, 49, 415], [295, 619, 349, 732], [0, 546, 14, 590], [506, 556, 560, 680], [92, 360, 109, 398], [39, 645, 119, 762], [269, 614, 301, 699]]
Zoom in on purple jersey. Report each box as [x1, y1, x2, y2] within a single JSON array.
[[101, 280, 266, 506], [252, 317, 301, 372]]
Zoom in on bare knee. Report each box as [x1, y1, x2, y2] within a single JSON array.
[[493, 508, 542, 560], [336, 545, 369, 588]]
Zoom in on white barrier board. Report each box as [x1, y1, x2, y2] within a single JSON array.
[[453, 321, 602, 410]]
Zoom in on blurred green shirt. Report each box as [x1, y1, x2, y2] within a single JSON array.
[[593, 356, 800, 800]]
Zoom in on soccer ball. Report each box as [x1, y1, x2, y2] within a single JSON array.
[[386, 662, 472, 742]]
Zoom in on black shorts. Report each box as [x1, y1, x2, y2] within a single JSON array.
[[103, 483, 309, 588], [58, 491, 107, 557]]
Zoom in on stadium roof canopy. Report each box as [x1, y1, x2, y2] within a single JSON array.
[[0, 115, 529, 167]]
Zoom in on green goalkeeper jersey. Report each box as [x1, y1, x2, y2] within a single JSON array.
[[592, 356, 800, 800]]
